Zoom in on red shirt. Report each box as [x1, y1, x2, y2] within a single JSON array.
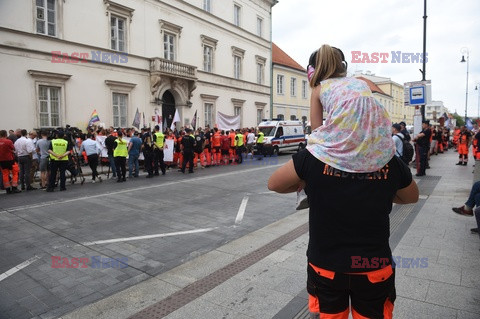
[[220, 135, 230, 150], [0, 137, 15, 161]]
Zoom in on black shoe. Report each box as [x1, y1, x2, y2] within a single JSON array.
[[154, 172, 160, 176], [21, 186, 25, 191], [415, 173, 425, 177], [456, 162, 463, 165], [117, 179, 122, 183], [122, 177, 126, 182], [5, 188, 12, 195], [463, 162, 468, 166], [146, 174, 153, 178], [46, 188, 54, 192], [162, 172, 166, 175], [26, 186, 37, 191], [452, 206, 473, 216], [471, 228, 479, 234], [60, 188, 66, 191]]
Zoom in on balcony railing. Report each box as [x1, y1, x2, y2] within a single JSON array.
[[150, 58, 196, 79]]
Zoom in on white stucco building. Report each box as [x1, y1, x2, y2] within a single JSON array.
[[425, 100, 449, 125], [0, 0, 276, 131]]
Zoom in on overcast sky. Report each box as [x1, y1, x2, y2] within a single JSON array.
[[272, 0, 480, 118]]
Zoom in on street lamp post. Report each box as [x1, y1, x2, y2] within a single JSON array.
[[460, 47, 469, 124], [476, 83, 480, 120]]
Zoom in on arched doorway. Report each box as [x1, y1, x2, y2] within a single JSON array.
[[162, 90, 176, 128]]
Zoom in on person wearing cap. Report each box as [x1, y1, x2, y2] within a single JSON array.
[[456, 125, 471, 166], [113, 131, 128, 182], [413, 120, 431, 176], [392, 124, 404, 158], [46, 131, 71, 192], [180, 128, 195, 173]]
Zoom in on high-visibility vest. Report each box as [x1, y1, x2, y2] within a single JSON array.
[[257, 132, 264, 144], [114, 138, 128, 157], [50, 138, 69, 161], [236, 133, 244, 147], [154, 132, 165, 148]]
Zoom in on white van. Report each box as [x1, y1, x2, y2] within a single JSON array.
[[257, 120, 306, 155]]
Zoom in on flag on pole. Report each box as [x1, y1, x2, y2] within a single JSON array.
[[170, 108, 180, 131], [88, 109, 100, 126], [191, 110, 197, 130], [466, 118, 474, 131], [142, 112, 146, 128], [132, 108, 141, 129]]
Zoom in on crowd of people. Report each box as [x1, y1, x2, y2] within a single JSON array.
[[391, 118, 480, 177], [0, 125, 268, 194]]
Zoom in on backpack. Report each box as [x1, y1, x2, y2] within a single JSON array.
[[396, 134, 413, 164]]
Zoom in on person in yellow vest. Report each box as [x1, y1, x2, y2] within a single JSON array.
[[256, 129, 265, 160], [114, 131, 128, 182], [235, 129, 245, 164], [46, 131, 71, 192], [153, 125, 166, 176]]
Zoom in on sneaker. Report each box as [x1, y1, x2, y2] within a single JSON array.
[[296, 190, 309, 210], [91, 180, 96, 184], [471, 228, 479, 234], [456, 162, 463, 165], [452, 206, 474, 216]]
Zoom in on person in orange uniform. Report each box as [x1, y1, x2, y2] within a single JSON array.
[[228, 129, 236, 163], [193, 129, 205, 168], [220, 130, 230, 165], [203, 127, 212, 167], [0, 130, 21, 194], [453, 126, 460, 150], [456, 126, 471, 166], [211, 128, 222, 165]]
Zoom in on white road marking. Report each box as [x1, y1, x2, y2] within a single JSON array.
[[235, 196, 249, 224], [0, 256, 41, 282], [1, 163, 282, 214], [80, 227, 218, 246], [419, 195, 429, 200]]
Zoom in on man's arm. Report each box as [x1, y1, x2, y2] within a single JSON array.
[[268, 160, 305, 193], [393, 181, 419, 204]]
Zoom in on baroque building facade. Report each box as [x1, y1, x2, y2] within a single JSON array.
[[0, 0, 276, 130]]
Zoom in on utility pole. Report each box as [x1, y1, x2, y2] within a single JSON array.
[[420, 0, 427, 122]]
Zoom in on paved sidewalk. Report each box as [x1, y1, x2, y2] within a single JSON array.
[[61, 149, 480, 319]]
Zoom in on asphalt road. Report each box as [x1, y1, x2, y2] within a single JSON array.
[[0, 154, 297, 319]]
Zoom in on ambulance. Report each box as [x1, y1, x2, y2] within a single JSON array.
[[257, 120, 306, 155]]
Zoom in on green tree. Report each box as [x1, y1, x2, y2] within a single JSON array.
[[452, 112, 464, 127]]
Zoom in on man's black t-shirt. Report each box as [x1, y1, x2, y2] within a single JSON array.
[[105, 135, 116, 156], [181, 135, 196, 152], [292, 150, 412, 272], [417, 128, 431, 147], [194, 134, 204, 153]]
